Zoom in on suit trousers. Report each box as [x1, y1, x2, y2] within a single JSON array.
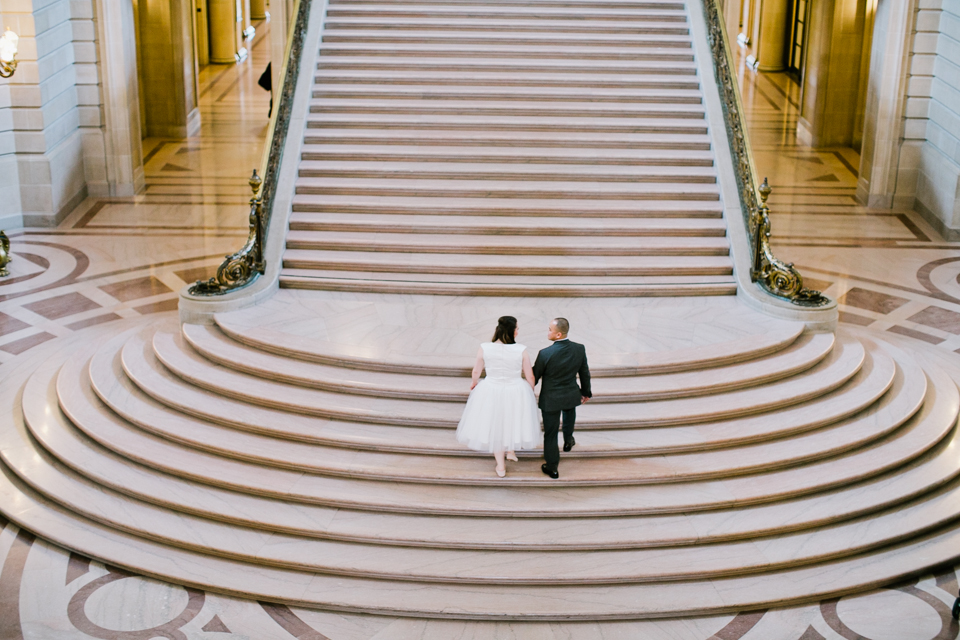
[[542, 408, 576, 471]]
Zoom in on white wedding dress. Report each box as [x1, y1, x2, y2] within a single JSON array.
[[456, 342, 541, 453]]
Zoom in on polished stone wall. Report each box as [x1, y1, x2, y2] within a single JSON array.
[[913, 0, 960, 230], [0, 0, 103, 227]]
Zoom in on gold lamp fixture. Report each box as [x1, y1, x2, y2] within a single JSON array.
[[0, 28, 19, 78]]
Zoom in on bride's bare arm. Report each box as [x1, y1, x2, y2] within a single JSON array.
[[522, 350, 535, 389], [470, 347, 484, 390]]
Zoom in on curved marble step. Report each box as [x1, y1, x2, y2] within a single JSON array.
[[93, 330, 895, 458], [63, 332, 954, 505], [7, 450, 960, 620], [4, 329, 957, 554], [15, 396, 960, 588], [24, 374, 960, 555], [88, 335, 920, 485], [99, 335, 898, 458], [180, 324, 833, 402], [144, 327, 863, 429]]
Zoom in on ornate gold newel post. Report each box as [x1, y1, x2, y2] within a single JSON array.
[[189, 0, 310, 296], [0, 231, 10, 277], [702, 0, 830, 307]]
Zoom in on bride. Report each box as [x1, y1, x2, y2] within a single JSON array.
[[456, 316, 541, 477]]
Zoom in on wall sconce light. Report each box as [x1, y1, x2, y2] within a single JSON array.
[[0, 28, 19, 78]]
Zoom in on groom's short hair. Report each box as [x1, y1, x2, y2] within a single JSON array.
[[554, 317, 569, 336]]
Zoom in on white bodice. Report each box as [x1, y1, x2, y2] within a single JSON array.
[[481, 342, 527, 383]]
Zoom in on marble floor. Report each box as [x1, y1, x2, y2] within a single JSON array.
[[2, 26, 960, 640]]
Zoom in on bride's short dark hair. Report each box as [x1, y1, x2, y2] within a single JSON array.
[[492, 316, 517, 344]]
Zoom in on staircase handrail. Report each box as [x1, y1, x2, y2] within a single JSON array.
[[189, 0, 312, 296], [701, 0, 829, 307]]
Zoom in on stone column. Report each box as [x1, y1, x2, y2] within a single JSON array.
[[250, 0, 265, 20], [208, 0, 241, 63], [754, 0, 789, 71], [269, 0, 289, 91], [797, 0, 871, 147], [856, 0, 917, 207], [93, 0, 145, 196], [138, 0, 201, 137]]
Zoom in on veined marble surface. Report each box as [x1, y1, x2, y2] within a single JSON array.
[[4, 524, 960, 639], [2, 17, 960, 640]]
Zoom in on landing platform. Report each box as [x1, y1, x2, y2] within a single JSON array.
[[216, 289, 803, 371]]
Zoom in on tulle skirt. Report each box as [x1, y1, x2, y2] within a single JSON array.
[[456, 378, 541, 453]]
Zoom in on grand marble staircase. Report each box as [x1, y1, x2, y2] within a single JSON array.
[[3, 0, 960, 628], [281, 0, 737, 296], [2, 294, 960, 621]]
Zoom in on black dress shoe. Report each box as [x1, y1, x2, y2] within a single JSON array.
[[541, 464, 559, 479], [563, 437, 576, 452]]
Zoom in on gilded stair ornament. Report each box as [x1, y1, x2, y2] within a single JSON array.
[[701, 0, 830, 307], [753, 179, 830, 306], [0, 230, 10, 277], [190, 171, 264, 295], [189, 0, 311, 296]]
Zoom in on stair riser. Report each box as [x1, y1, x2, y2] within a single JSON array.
[[303, 137, 711, 150], [325, 24, 692, 36], [291, 203, 723, 218], [328, 0, 688, 7], [300, 154, 715, 168], [313, 91, 702, 104], [318, 63, 699, 75], [310, 105, 706, 118], [286, 224, 726, 236], [319, 48, 696, 60], [326, 11, 689, 20], [281, 259, 733, 276], [315, 79, 701, 91], [306, 122, 710, 135], [279, 278, 737, 298], [283, 240, 729, 256], [297, 169, 716, 183], [294, 187, 720, 201], [320, 35, 693, 47]]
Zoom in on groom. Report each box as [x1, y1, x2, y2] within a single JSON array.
[[533, 318, 592, 479]]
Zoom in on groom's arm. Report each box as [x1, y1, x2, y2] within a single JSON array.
[[578, 348, 592, 399], [532, 350, 545, 385]]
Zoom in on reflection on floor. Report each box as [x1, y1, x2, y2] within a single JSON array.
[[2, 34, 960, 640], [0, 24, 271, 365], [741, 69, 960, 351]]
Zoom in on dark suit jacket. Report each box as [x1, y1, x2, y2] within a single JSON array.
[[533, 339, 592, 412]]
